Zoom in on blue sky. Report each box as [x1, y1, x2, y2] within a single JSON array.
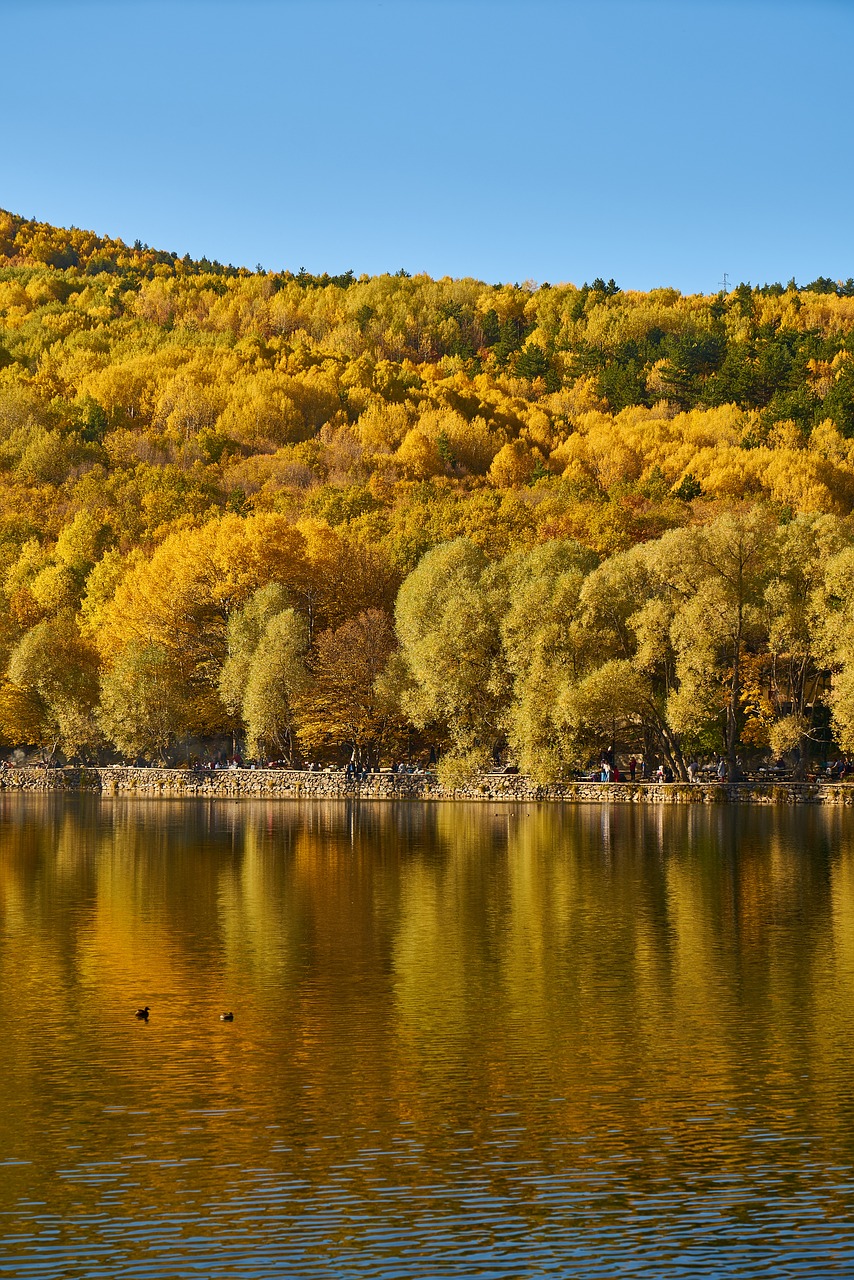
[[1, 0, 851, 292]]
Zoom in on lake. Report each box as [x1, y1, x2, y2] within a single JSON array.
[[2, 795, 854, 1277]]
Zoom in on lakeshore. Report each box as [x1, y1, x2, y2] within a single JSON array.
[[3, 764, 854, 804]]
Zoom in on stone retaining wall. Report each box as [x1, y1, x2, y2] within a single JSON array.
[[0, 766, 100, 793], [2, 765, 854, 804]]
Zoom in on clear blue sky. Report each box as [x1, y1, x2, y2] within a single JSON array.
[[1, 0, 851, 292]]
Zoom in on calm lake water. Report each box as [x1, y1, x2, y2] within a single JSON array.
[[2, 796, 854, 1277]]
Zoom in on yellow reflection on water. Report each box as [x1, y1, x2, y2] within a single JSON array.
[[3, 794, 854, 1276]]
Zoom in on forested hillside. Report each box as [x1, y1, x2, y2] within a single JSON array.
[[2, 208, 854, 778]]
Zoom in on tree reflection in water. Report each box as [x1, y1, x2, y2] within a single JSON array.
[[1, 795, 852, 1277]]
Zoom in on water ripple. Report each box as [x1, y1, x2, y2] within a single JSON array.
[[4, 798, 854, 1275]]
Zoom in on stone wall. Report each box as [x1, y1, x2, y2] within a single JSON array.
[[2, 765, 854, 804], [0, 766, 100, 793]]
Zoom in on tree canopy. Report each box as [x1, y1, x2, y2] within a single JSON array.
[[3, 208, 854, 771]]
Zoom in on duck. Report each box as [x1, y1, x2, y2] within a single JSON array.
[[219, 1012, 234, 1022], [135, 1006, 150, 1020]]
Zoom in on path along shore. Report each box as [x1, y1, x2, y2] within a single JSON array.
[[2, 765, 854, 804]]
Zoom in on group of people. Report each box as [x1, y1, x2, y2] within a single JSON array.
[[598, 756, 730, 783], [190, 756, 243, 771], [183, 758, 432, 776], [598, 755, 641, 782], [343, 761, 425, 779]]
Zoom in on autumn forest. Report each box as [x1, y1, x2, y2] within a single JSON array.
[[2, 209, 854, 781]]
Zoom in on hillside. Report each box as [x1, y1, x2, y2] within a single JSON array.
[[2, 208, 854, 777]]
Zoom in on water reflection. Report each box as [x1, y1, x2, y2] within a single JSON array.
[[1, 797, 854, 1276]]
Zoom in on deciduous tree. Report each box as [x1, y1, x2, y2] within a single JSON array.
[[297, 608, 399, 766]]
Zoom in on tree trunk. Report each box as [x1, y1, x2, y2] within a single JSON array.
[[726, 627, 743, 781], [658, 726, 689, 781]]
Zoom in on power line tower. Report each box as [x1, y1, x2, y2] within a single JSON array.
[[719, 272, 730, 294]]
